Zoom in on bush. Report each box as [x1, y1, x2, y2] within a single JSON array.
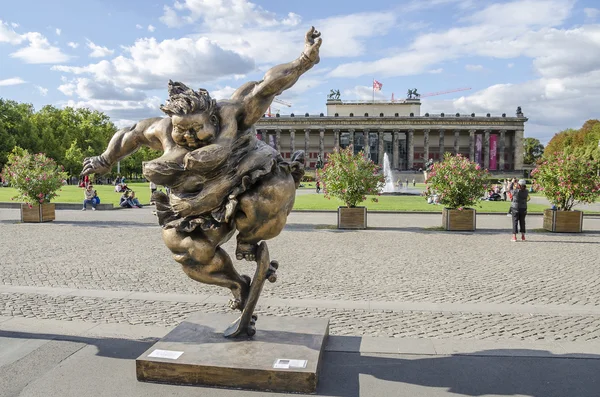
[[425, 153, 490, 209], [0, 148, 68, 206], [319, 146, 385, 208], [531, 153, 600, 211]]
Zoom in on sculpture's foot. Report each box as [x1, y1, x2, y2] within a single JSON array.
[[236, 242, 258, 262], [228, 274, 251, 311]]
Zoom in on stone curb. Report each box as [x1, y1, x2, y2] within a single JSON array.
[[2, 315, 599, 359], [3, 285, 600, 317]]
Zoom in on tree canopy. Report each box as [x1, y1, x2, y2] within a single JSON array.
[[523, 137, 544, 165], [0, 98, 158, 178], [544, 119, 600, 161]]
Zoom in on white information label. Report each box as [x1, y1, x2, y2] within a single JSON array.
[[148, 349, 184, 360], [273, 359, 308, 369]]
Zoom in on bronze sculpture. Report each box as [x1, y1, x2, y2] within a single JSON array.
[[81, 27, 322, 337], [327, 89, 341, 100]]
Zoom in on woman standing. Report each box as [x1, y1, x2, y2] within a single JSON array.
[[510, 179, 529, 242]]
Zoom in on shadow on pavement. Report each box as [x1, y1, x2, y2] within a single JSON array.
[[2, 329, 600, 396], [0, 330, 157, 360], [319, 349, 600, 397]]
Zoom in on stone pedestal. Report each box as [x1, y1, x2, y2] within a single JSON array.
[[136, 312, 329, 393]]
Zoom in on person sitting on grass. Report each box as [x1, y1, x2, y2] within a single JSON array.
[[82, 184, 97, 211], [130, 191, 143, 208], [120, 190, 134, 208]]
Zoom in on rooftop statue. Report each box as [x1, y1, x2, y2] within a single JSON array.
[[81, 27, 322, 337], [407, 88, 420, 99], [327, 89, 341, 100]]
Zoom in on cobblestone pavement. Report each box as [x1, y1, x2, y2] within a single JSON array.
[[1, 208, 599, 341]]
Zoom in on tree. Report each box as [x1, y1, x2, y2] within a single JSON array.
[[523, 137, 544, 165], [63, 140, 85, 177]]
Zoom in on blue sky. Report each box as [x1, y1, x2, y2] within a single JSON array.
[[1, 0, 600, 143]]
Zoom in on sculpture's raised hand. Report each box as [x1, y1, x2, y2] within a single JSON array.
[[303, 26, 322, 64], [81, 156, 111, 176]]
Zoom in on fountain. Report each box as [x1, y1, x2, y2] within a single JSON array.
[[382, 153, 397, 193], [380, 152, 421, 196]]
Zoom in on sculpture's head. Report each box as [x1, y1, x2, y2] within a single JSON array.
[[160, 80, 219, 150]]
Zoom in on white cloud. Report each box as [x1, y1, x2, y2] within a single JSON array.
[[35, 85, 48, 96], [343, 85, 387, 101], [0, 20, 24, 44], [282, 12, 301, 26], [465, 64, 484, 71], [159, 6, 181, 27], [428, 68, 443, 74], [11, 22, 19, 28], [405, 0, 477, 12], [56, 37, 254, 90], [329, 0, 576, 78], [211, 86, 237, 100], [10, 32, 70, 64], [0, 77, 26, 86], [135, 24, 143, 29], [58, 77, 148, 101], [507, 63, 514, 68], [87, 40, 114, 58], [67, 41, 79, 48], [62, 96, 163, 121], [55, 28, 61, 36], [160, 0, 284, 30], [584, 7, 599, 19], [148, 24, 155, 32]]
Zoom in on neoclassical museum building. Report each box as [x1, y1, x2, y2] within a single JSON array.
[[254, 98, 527, 172]]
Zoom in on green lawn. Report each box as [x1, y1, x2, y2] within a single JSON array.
[[0, 183, 154, 206], [0, 184, 591, 213], [293, 194, 552, 213]]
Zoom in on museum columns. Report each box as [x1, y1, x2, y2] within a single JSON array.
[[363, 128, 370, 159], [454, 130, 460, 155], [407, 129, 414, 169], [290, 129, 295, 153], [378, 129, 384, 166], [439, 129, 445, 157], [392, 130, 399, 169], [423, 129, 430, 161], [319, 128, 325, 160], [349, 129, 355, 151], [333, 129, 340, 150], [484, 129, 490, 170], [304, 129, 310, 156], [499, 130, 506, 171], [469, 129, 475, 161], [275, 129, 281, 152], [514, 128, 525, 169]]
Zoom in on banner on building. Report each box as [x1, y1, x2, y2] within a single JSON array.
[[489, 134, 498, 170], [475, 134, 482, 166]]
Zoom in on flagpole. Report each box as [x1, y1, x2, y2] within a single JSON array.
[[372, 78, 375, 102]]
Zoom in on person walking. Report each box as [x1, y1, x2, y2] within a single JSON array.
[[510, 179, 530, 242]]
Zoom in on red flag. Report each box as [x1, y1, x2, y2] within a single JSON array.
[[373, 80, 382, 91]]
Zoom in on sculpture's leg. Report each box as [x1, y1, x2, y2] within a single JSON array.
[[234, 169, 297, 261], [162, 228, 250, 310]]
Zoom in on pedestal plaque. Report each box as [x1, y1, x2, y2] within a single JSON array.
[[136, 312, 329, 393]]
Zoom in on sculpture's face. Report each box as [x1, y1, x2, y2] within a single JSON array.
[[171, 112, 218, 150]]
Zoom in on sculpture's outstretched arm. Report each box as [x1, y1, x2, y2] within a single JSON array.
[[81, 117, 166, 176], [232, 27, 322, 130]]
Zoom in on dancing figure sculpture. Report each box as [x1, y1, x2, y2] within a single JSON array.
[[81, 27, 322, 337]]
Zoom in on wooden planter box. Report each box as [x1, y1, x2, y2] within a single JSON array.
[[20, 203, 56, 223], [543, 209, 583, 233], [338, 206, 367, 229], [442, 208, 476, 231]]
